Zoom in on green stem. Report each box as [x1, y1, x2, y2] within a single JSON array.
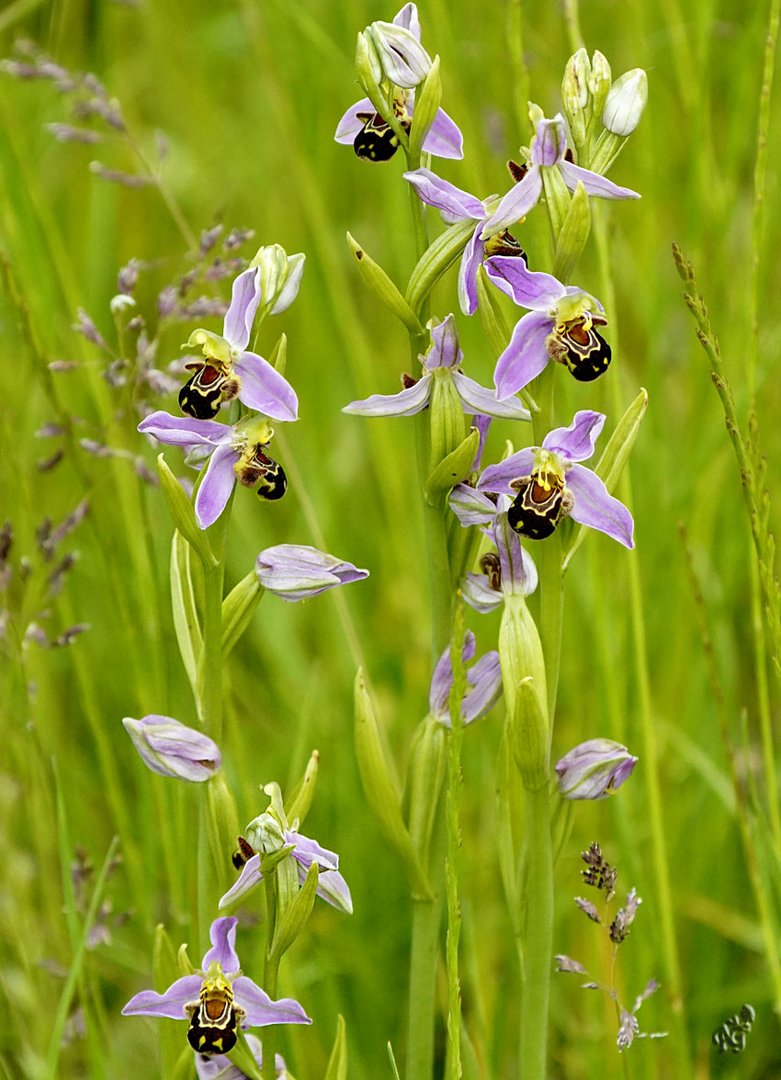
[[519, 784, 553, 1080], [445, 606, 466, 1079], [407, 894, 443, 1080]]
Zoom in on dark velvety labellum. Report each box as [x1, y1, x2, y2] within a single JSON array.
[[561, 326, 612, 382], [231, 834, 254, 870], [187, 989, 238, 1056], [507, 475, 570, 540], [354, 112, 400, 162], [179, 365, 225, 419], [256, 463, 287, 502], [236, 448, 288, 502]]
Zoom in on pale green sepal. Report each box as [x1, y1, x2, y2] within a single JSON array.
[[476, 268, 511, 358], [286, 749, 320, 828], [588, 52, 613, 139], [354, 670, 433, 900], [428, 369, 468, 475], [406, 217, 478, 316], [347, 232, 423, 335], [541, 165, 572, 245], [355, 31, 384, 106], [499, 594, 549, 792], [425, 427, 479, 504], [405, 715, 446, 868], [561, 49, 592, 160], [221, 570, 263, 656], [553, 180, 592, 282], [528, 101, 544, 129], [156, 454, 217, 567], [268, 331, 287, 375], [170, 531, 202, 696], [563, 387, 648, 571], [269, 861, 319, 961], [176, 942, 195, 977], [185, 328, 231, 363], [407, 55, 442, 160], [324, 1015, 348, 1080], [227, 1031, 264, 1080], [263, 781, 288, 825], [495, 728, 524, 939]]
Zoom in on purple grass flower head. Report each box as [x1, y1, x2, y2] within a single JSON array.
[[122, 916, 311, 1056], [255, 544, 369, 602], [220, 813, 353, 914], [482, 113, 640, 236], [476, 410, 634, 547], [195, 1033, 287, 1079], [138, 412, 287, 529], [429, 630, 502, 727], [485, 259, 611, 397], [343, 314, 529, 420], [336, 5, 463, 163], [610, 886, 642, 944], [448, 489, 538, 613], [122, 714, 221, 782], [555, 738, 638, 800], [404, 170, 529, 315], [178, 265, 298, 423]]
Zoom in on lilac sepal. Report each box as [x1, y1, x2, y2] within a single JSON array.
[[493, 311, 553, 399], [559, 160, 640, 200], [485, 258, 565, 309], [223, 268, 261, 351], [426, 314, 461, 368], [458, 227, 486, 315], [449, 484, 499, 526], [288, 831, 353, 914], [195, 443, 239, 529], [394, 1, 420, 35], [480, 168, 543, 237], [343, 376, 431, 417], [451, 372, 531, 420], [429, 631, 477, 715], [495, 513, 538, 596], [202, 915, 241, 972], [122, 975, 203, 1018], [138, 411, 229, 449], [566, 466, 635, 548], [233, 352, 298, 422], [543, 409, 606, 460], [256, 544, 369, 601], [537, 117, 567, 165], [477, 449, 536, 496], [471, 414, 492, 472], [122, 714, 222, 782], [463, 573, 502, 613], [403, 168, 484, 221], [232, 977, 311, 1027], [219, 854, 262, 907]]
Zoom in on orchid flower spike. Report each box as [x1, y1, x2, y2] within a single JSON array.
[[178, 265, 299, 423], [122, 917, 310, 1056], [404, 170, 528, 315], [485, 259, 611, 397], [138, 412, 287, 529], [343, 314, 529, 420], [336, 4, 463, 163], [482, 113, 640, 236], [477, 410, 634, 547]]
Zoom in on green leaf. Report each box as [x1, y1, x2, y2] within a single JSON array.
[[286, 749, 320, 827], [324, 1015, 348, 1080], [221, 570, 263, 656], [170, 531, 202, 696], [407, 55, 442, 159], [354, 670, 433, 900], [156, 454, 217, 567], [553, 180, 591, 282], [269, 861, 319, 960], [406, 217, 476, 316], [425, 427, 480, 503], [347, 232, 423, 335]]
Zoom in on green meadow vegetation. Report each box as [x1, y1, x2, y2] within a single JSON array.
[[1, 0, 780, 1077]]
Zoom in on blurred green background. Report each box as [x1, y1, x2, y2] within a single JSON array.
[[1, 0, 780, 1076]]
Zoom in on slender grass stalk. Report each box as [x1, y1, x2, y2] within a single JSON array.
[[519, 783, 553, 1080]]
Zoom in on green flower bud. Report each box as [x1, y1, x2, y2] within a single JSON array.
[[499, 594, 549, 791]]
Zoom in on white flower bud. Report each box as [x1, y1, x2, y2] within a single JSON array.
[[602, 68, 648, 136]]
